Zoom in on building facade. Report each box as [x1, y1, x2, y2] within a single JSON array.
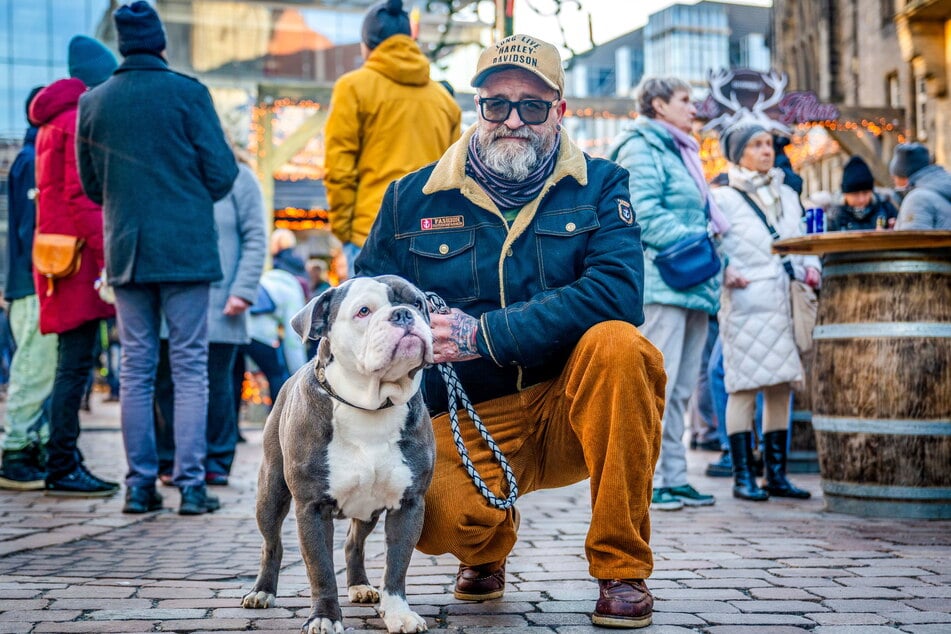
[[772, 0, 950, 194]]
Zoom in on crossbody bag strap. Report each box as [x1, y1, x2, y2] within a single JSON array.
[[732, 188, 796, 280]]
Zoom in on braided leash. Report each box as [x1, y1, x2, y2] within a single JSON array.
[[427, 293, 519, 510]]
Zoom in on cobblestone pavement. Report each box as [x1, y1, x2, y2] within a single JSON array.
[[0, 392, 949, 633]]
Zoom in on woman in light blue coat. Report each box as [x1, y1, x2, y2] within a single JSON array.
[[156, 158, 267, 485], [612, 77, 729, 511]]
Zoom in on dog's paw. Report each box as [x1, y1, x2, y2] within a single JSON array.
[[378, 591, 428, 633], [303, 616, 344, 634], [241, 590, 275, 609], [348, 583, 380, 603]]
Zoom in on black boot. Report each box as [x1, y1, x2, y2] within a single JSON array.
[[705, 449, 733, 477], [763, 431, 811, 499], [728, 432, 768, 501]]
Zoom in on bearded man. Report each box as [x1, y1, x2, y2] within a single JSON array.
[[355, 34, 665, 629]]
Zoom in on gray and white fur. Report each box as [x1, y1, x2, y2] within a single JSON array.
[[241, 275, 435, 634]]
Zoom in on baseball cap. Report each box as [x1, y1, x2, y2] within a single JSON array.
[[471, 34, 565, 96]]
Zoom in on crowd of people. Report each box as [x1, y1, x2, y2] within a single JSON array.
[[1, 0, 950, 629]]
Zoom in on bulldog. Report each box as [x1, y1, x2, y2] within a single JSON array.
[[241, 275, 435, 634]]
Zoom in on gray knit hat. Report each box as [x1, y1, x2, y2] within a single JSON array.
[[361, 0, 411, 50], [889, 143, 930, 178], [720, 120, 768, 165]]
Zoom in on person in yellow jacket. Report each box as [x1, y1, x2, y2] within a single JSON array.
[[325, 0, 461, 276]]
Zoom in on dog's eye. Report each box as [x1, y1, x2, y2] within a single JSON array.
[[356, 306, 371, 318], [414, 299, 425, 311]]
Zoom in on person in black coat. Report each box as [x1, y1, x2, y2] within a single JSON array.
[[76, 1, 238, 516], [828, 156, 898, 231]]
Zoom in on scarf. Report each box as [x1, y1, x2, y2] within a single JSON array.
[[465, 132, 560, 211], [728, 165, 786, 225], [655, 120, 730, 235]]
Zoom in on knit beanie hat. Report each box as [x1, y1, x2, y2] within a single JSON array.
[[114, 1, 167, 56], [720, 119, 768, 165], [889, 143, 930, 179], [361, 0, 411, 50], [25, 86, 44, 122], [841, 156, 875, 193], [68, 35, 118, 88]]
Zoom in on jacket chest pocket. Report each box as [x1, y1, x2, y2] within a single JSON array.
[[533, 208, 600, 289], [409, 230, 479, 303]]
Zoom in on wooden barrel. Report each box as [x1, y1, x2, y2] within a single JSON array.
[[812, 248, 951, 519], [789, 347, 819, 474]]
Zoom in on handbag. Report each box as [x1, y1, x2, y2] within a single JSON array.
[[32, 233, 85, 297], [733, 188, 817, 354], [653, 231, 721, 291], [789, 279, 818, 354], [249, 283, 276, 315]]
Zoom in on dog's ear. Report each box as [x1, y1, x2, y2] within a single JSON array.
[[291, 287, 335, 342]]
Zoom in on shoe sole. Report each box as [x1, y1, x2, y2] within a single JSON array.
[[453, 588, 504, 601], [122, 505, 163, 514], [0, 478, 45, 491], [677, 497, 716, 507], [591, 612, 652, 628], [45, 488, 118, 498], [649, 502, 683, 511]]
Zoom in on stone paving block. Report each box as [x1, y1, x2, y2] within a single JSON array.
[[906, 585, 951, 598], [681, 578, 772, 589], [655, 600, 741, 613], [88, 608, 208, 620], [706, 627, 811, 633], [836, 575, 934, 587], [805, 611, 889, 625], [441, 613, 530, 628], [700, 612, 816, 625], [821, 599, 917, 612], [649, 611, 708, 626], [0, 599, 48, 611], [32, 621, 159, 632], [809, 586, 911, 599], [885, 611, 951, 624], [49, 598, 152, 610], [846, 567, 935, 577], [0, 609, 83, 622], [905, 598, 951, 611], [730, 599, 827, 613], [444, 600, 535, 615], [161, 618, 250, 631], [770, 576, 843, 587], [748, 587, 820, 600], [813, 625, 904, 634], [525, 611, 593, 626], [902, 626, 951, 634], [652, 588, 747, 601]]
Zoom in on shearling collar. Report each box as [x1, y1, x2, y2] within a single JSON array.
[[422, 124, 588, 212]]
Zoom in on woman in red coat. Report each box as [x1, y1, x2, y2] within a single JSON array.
[[29, 77, 118, 497]]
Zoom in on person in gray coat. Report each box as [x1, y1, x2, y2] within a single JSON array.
[[76, 1, 238, 515], [889, 143, 951, 230], [154, 156, 266, 487]]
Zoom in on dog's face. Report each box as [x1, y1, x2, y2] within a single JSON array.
[[292, 275, 434, 382]]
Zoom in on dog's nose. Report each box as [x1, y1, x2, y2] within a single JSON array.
[[390, 307, 414, 327]]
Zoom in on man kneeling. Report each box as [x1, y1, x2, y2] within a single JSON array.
[[355, 34, 665, 629]]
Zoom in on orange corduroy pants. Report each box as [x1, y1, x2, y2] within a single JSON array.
[[417, 320, 665, 580]]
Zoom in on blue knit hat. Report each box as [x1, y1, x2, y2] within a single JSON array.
[[114, 1, 166, 56], [68, 35, 117, 88], [361, 0, 411, 50]]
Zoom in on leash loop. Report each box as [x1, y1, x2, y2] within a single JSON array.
[[427, 292, 518, 510]]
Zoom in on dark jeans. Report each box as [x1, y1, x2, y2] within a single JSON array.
[[241, 339, 290, 404], [155, 341, 239, 476], [47, 319, 100, 480]]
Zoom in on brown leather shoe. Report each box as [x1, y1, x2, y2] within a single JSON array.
[[591, 578, 653, 628], [453, 560, 505, 601]]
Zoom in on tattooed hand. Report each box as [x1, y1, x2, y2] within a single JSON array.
[[430, 308, 481, 364]]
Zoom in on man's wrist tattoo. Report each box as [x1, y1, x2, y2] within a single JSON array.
[[451, 315, 480, 357]]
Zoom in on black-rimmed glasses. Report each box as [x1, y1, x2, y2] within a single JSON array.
[[478, 97, 558, 125]]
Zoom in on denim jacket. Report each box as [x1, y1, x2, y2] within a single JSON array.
[[356, 127, 645, 413]]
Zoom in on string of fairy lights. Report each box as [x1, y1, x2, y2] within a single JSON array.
[[249, 97, 908, 230]]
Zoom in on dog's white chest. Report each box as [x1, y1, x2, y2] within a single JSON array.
[[325, 407, 414, 521]]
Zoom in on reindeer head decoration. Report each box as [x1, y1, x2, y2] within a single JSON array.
[[701, 68, 791, 135]]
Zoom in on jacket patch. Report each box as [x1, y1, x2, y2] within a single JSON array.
[[421, 215, 465, 230], [617, 200, 634, 225]]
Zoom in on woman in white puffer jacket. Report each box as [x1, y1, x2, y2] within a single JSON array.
[[711, 120, 821, 503]]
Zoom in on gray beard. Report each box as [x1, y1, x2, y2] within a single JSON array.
[[476, 127, 553, 181]]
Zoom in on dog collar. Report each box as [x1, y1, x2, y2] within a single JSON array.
[[315, 364, 395, 411]]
